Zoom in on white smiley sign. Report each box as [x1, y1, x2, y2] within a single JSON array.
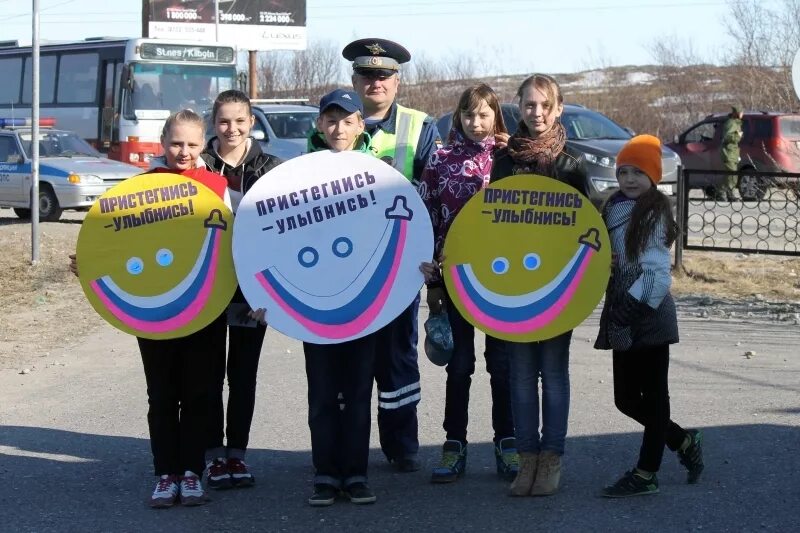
[[233, 150, 433, 344]]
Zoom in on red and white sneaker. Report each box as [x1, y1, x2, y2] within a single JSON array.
[[179, 471, 206, 506], [206, 458, 233, 490], [227, 458, 255, 488], [150, 474, 179, 509]]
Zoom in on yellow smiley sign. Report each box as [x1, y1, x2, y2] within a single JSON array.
[[443, 175, 611, 342], [76, 173, 237, 340]]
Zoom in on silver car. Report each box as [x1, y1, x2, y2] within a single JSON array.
[[0, 127, 140, 221]]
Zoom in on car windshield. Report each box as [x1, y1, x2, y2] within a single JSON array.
[[19, 130, 100, 158], [561, 110, 631, 141], [265, 112, 318, 139]]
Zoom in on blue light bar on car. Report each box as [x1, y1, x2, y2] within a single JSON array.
[[0, 117, 56, 128]]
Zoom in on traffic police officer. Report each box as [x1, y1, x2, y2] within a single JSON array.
[[343, 38, 441, 472]]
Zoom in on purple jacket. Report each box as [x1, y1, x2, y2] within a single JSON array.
[[418, 130, 495, 259]]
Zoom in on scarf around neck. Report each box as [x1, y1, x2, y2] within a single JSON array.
[[506, 120, 566, 176]]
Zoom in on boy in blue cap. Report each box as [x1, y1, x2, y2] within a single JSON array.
[[303, 88, 378, 507], [343, 37, 441, 473]]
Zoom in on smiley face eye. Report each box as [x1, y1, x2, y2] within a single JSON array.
[[298, 246, 319, 268], [523, 253, 541, 271], [155, 248, 174, 267], [332, 237, 353, 258], [126, 257, 144, 275], [491, 257, 509, 275]]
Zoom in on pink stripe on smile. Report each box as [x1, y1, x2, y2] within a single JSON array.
[[450, 248, 595, 335], [90, 232, 221, 334], [256, 220, 408, 340]]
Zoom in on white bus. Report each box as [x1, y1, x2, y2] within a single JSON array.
[[0, 37, 238, 169]]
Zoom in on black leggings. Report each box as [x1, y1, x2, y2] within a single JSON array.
[[612, 345, 687, 472]]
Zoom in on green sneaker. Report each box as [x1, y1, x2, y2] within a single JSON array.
[[495, 437, 519, 481], [602, 470, 659, 498], [678, 429, 704, 484], [431, 440, 467, 483]]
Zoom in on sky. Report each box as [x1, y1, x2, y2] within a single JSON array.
[[0, 0, 776, 75]]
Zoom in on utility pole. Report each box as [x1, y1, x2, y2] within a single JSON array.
[[31, 0, 40, 264], [141, 0, 149, 38], [249, 51, 257, 99]]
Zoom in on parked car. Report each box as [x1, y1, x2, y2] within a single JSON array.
[[667, 111, 800, 200], [0, 123, 140, 221], [436, 103, 680, 208], [204, 101, 319, 161]]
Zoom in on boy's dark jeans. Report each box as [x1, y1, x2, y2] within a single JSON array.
[[304, 334, 377, 488], [207, 322, 267, 460], [139, 315, 225, 477], [612, 344, 687, 472], [443, 304, 513, 445]]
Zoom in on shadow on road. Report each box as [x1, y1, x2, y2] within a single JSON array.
[[1, 423, 797, 532]]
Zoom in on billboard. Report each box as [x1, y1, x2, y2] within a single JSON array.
[[147, 0, 307, 50]]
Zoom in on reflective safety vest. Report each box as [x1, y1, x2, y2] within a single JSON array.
[[370, 105, 428, 181]]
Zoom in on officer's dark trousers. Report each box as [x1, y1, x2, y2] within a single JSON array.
[[138, 315, 225, 478], [304, 334, 377, 488], [206, 321, 267, 460], [443, 302, 514, 445], [374, 294, 421, 461]]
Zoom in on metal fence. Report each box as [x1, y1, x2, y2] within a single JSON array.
[[674, 168, 800, 269]]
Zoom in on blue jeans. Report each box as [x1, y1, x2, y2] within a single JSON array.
[[508, 331, 572, 455]]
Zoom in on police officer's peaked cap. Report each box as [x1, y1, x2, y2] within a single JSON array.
[[342, 38, 411, 76]]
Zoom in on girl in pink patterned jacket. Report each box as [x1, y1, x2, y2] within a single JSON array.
[[418, 83, 519, 483]]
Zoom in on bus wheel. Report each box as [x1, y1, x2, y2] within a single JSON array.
[[39, 186, 63, 222]]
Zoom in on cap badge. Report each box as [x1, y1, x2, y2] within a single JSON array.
[[369, 57, 382, 66], [342, 94, 352, 100], [366, 43, 387, 55]]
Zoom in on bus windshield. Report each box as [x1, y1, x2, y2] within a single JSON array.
[[126, 63, 236, 117]]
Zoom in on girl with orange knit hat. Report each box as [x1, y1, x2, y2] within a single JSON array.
[[595, 134, 705, 497]]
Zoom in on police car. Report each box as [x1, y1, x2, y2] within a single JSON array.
[[0, 118, 140, 221]]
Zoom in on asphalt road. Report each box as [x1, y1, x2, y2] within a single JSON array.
[[1, 307, 798, 532]]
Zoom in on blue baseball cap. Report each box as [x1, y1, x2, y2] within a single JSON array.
[[319, 89, 363, 115]]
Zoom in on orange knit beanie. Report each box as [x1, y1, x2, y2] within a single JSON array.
[[616, 134, 662, 185]]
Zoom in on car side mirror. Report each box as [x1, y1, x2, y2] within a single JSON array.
[[251, 130, 266, 141]]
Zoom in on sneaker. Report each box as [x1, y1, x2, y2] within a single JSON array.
[[206, 458, 232, 490], [344, 482, 377, 504], [308, 483, 338, 507], [678, 429, 704, 484], [179, 471, 206, 506], [390, 456, 421, 473], [227, 458, 255, 488], [150, 474, 179, 508], [431, 440, 467, 483], [602, 470, 659, 498], [495, 437, 519, 481]]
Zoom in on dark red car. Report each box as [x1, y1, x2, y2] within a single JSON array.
[[667, 112, 800, 200]]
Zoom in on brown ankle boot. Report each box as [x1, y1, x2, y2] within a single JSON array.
[[509, 452, 538, 496], [530, 451, 561, 496]]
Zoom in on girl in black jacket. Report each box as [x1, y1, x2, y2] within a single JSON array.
[[200, 90, 281, 490]]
